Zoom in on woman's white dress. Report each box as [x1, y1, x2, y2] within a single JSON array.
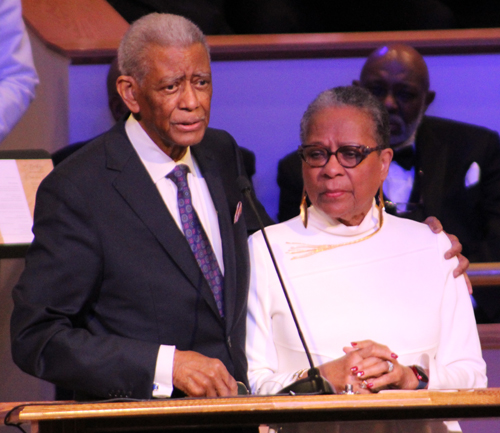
[[246, 203, 486, 432]]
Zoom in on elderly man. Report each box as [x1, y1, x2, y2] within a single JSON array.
[[278, 45, 500, 262], [11, 13, 271, 401]]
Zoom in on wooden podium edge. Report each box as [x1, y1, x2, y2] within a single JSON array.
[[10, 389, 500, 423]]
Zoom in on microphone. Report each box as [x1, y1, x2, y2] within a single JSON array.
[[237, 176, 334, 395]]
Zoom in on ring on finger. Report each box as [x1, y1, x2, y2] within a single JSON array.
[[386, 360, 394, 373], [360, 380, 368, 389]]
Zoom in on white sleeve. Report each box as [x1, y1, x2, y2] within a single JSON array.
[[152, 345, 176, 398], [246, 232, 300, 395], [428, 232, 487, 389], [0, 0, 39, 143]]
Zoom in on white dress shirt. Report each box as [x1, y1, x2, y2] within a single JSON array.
[[383, 142, 415, 210], [0, 0, 39, 143], [125, 115, 224, 397]]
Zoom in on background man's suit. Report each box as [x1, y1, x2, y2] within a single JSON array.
[[11, 121, 272, 400], [277, 115, 500, 263], [410, 116, 500, 262]]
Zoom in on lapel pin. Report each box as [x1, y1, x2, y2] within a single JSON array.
[[234, 201, 243, 224]]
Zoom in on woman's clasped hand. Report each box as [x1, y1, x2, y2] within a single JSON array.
[[318, 340, 420, 393]]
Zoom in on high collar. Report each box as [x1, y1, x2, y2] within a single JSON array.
[[307, 200, 381, 238]]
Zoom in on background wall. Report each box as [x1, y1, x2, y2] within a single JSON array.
[[68, 53, 500, 221]]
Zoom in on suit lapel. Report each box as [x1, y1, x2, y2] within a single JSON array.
[[416, 117, 448, 217], [192, 144, 237, 331], [105, 125, 222, 319]]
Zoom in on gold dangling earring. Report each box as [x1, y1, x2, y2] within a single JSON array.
[[300, 188, 308, 228], [378, 184, 385, 228]]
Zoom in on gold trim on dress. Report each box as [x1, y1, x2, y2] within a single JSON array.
[[288, 186, 385, 259]]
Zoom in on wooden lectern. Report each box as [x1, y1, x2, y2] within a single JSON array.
[[3, 389, 500, 433]]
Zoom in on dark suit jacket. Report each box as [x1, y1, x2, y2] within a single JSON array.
[[277, 116, 500, 262], [277, 145, 303, 223], [11, 121, 272, 400]]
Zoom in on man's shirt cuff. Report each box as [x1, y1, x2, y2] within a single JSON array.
[[152, 345, 175, 398]]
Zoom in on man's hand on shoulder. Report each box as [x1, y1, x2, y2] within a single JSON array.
[[172, 349, 238, 397], [424, 216, 472, 294]]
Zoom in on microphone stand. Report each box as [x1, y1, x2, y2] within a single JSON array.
[[238, 177, 334, 395]]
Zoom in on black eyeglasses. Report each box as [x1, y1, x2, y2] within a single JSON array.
[[299, 144, 386, 168]]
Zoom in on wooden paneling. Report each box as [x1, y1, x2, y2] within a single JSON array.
[[21, 0, 128, 62], [207, 28, 500, 60], [21, 0, 500, 63], [478, 324, 500, 349], [468, 263, 500, 287]]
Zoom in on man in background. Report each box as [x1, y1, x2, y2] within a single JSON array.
[[12, 13, 271, 407]]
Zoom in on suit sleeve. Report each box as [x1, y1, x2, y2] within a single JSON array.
[[277, 152, 303, 223], [474, 130, 500, 261], [10, 171, 159, 399], [239, 147, 256, 181]]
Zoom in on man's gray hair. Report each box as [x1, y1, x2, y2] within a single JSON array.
[[300, 86, 390, 148], [118, 13, 209, 84]]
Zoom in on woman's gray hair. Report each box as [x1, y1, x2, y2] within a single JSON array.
[[299, 86, 390, 148], [117, 13, 209, 84]]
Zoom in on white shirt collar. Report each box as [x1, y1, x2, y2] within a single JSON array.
[[392, 139, 416, 153], [124, 114, 200, 183]]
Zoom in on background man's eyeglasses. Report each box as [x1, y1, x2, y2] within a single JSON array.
[[299, 144, 385, 168]]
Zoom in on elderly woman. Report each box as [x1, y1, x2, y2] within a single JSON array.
[[245, 86, 486, 432]]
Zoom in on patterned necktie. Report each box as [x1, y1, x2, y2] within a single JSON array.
[[167, 164, 224, 317]]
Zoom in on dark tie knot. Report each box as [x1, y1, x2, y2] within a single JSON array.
[[167, 164, 190, 188], [393, 146, 416, 171]]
